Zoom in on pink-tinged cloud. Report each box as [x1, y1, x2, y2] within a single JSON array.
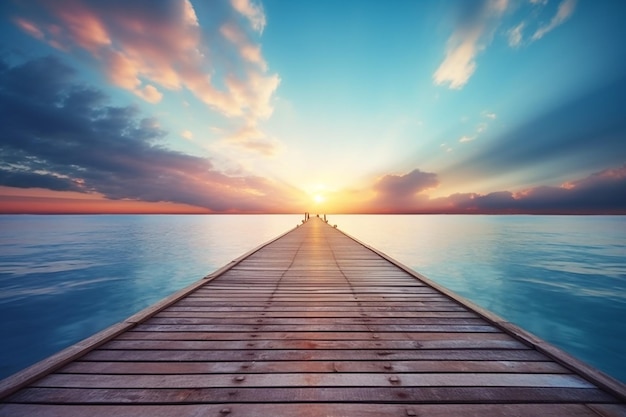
[[230, 0, 266, 33], [13, 18, 44, 40], [53, 2, 111, 52], [226, 124, 279, 156], [338, 165, 626, 214], [367, 169, 439, 212], [221, 22, 267, 69], [13, 0, 280, 144]]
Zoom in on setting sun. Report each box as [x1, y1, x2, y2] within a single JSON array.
[[313, 194, 325, 204]]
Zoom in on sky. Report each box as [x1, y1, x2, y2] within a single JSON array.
[[0, 0, 625, 214]]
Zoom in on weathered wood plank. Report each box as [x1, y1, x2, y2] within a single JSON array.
[[142, 317, 487, 326], [7, 386, 616, 404], [34, 372, 595, 389], [155, 310, 478, 318], [59, 360, 570, 375], [0, 403, 608, 417], [99, 338, 528, 350], [115, 330, 508, 341], [82, 348, 547, 362], [131, 323, 500, 332], [163, 305, 469, 312]]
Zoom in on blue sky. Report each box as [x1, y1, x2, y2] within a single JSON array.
[[0, 0, 625, 213]]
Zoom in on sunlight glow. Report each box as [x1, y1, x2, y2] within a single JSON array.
[[313, 194, 325, 204]]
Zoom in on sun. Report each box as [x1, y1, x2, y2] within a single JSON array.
[[313, 194, 325, 204]]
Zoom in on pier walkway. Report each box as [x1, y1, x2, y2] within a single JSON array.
[[1, 217, 625, 416]]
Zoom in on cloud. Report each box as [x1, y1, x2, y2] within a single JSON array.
[[483, 111, 497, 119], [459, 135, 476, 143], [13, 17, 44, 40], [11, 0, 280, 153], [368, 169, 439, 212], [220, 22, 267, 70], [230, 0, 266, 33], [506, 0, 576, 48], [226, 123, 279, 156], [443, 165, 626, 214], [532, 0, 576, 41], [0, 56, 301, 212], [507, 22, 525, 47], [433, 0, 509, 89], [181, 130, 194, 140], [349, 165, 626, 214]]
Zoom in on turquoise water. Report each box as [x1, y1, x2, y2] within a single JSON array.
[[335, 215, 626, 383], [0, 214, 625, 383]]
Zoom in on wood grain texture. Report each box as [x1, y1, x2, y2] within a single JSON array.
[[1, 217, 624, 416]]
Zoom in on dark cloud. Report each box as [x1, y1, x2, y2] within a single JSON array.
[[369, 169, 439, 212], [375, 169, 439, 196], [0, 55, 301, 212], [357, 165, 626, 214], [429, 165, 626, 214]]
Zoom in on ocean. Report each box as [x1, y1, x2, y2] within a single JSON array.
[[0, 214, 625, 384]]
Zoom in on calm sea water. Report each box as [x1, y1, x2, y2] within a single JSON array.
[[0, 214, 625, 384]]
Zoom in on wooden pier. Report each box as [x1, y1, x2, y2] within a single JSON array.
[[1, 217, 625, 416]]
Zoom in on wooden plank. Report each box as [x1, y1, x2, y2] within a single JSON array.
[[82, 348, 547, 362], [34, 372, 595, 389], [163, 305, 469, 312], [142, 317, 486, 325], [168, 302, 469, 311], [99, 338, 528, 350], [59, 360, 570, 375], [155, 310, 478, 318], [130, 323, 500, 332], [115, 330, 509, 341], [0, 403, 608, 417], [6, 386, 616, 404], [586, 404, 626, 417]]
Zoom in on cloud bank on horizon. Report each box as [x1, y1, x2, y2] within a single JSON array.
[[0, 0, 625, 214]]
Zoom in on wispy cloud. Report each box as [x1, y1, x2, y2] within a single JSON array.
[[508, 0, 577, 48], [532, 0, 577, 41], [230, 0, 266, 33], [12, 0, 280, 155], [226, 123, 279, 156], [181, 130, 194, 140], [440, 143, 453, 153], [433, 0, 509, 89], [507, 22, 525, 47]]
